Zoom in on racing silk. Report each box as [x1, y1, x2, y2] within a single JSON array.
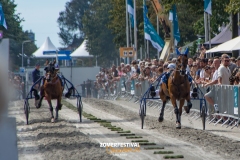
[[161, 71, 192, 84]]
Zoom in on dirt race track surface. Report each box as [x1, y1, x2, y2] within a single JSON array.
[[8, 97, 240, 160]]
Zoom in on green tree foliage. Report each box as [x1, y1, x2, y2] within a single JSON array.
[[0, 0, 37, 70], [82, 0, 117, 67], [0, 0, 24, 40], [57, 0, 94, 47], [225, 0, 240, 14]]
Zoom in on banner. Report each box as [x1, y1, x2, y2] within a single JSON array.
[[204, 0, 212, 15], [143, 0, 165, 52], [172, 5, 180, 46], [0, 3, 7, 29], [127, 0, 134, 28]]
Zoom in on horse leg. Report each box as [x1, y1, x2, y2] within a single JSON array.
[[36, 86, 45, 109], [159, 101, 166, 122], [176, 99, 185, 129], [159, 89, 167, 122], [36, 96, 44, 109], [47, 99, 54, 123], [55, 97, 62, 120], [184, 94, 192, 114], [170, 97, 181, 128]]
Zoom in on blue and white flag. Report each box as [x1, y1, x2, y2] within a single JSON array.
[[204, 0, 212, 15], [0, 3, 7, 29], [127, 0, 134, 28], [143, 0, 165, 52], [172, 5, 180, 46]]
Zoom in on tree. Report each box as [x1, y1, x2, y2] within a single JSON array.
[[0, 0, 37, 70], [82, 0, 117, 67], [57, 0, 94, 48], [225, 0, 240, 57]]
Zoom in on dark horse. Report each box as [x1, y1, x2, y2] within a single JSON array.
[[35, 60, 63, 123], [158, 49, 192, 129]]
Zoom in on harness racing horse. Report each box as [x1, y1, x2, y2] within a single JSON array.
[[35, 60, 64, 123], [158, 48, 192, 129]]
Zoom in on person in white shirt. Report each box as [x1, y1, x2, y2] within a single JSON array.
[[204, 58, 220, 116], [218, 54, 231, 85]]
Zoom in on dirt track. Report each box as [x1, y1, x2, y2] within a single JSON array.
[[9, 100, 120, 160], [8, 97, 240, 160]]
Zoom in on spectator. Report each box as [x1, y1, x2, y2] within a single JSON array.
[[208, 58, 213, 66], [229, 56, 240, 85], [86, 80, 91, 98], [80, 81, 86, 97], [218, 54, 231, 85], [228, 57, 237, 73], [190, 62, 198, 80], [201, 65, 212, 84], [188, 58, 193, 68], [204, 58, 221, 117], [230, 57, 236, 63], [236, 56, 240, 67]]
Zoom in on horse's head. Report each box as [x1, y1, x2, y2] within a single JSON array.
[[176, 48, 189, 75], [44, 60, 56, 82]]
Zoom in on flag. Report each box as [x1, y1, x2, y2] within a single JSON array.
[[0, 3, 7, 29], [127, 0, 134, 28], [204, 0, 212, 15], [172, 5, 180, 46], [143, 0, 165, 52]]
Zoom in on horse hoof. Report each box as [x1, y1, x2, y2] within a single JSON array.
[[158, 116, 164, 122], [184, 106, 191, 114], [51, 118, 55, 123], [176, 123, 181, 129]]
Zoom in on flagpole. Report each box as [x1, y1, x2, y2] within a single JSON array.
[[147, 40, 149, 59], [129, 16, 133, 47], [133, 0, 137, 60], [204, 12, 209, 43], [208, 14, 211, 49], [125, 0, 129, 64]]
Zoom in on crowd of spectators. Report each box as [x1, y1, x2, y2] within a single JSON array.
[[80, 46, 240, 122]]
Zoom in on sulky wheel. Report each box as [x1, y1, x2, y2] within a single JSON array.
[[139, 101, 146, 129], [24, 100, 30, 125], [77, 97, 82, 122]]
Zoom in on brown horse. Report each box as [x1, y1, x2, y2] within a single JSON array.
[[35, 60, 63, 123], [158, 54, 192, 129]]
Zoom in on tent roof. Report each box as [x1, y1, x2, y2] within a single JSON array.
[[204, 24, 240, 45], [32, 37, 65, 58], [70, 40, 93, 58], [206, 36, 240, 53]]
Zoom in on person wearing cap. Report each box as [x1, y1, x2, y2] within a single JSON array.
[[160, 63, 176, 85]]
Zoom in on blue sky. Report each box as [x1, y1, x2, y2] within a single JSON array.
[[15, 0, 69, 48]]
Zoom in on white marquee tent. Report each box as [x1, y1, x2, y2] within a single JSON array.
[[32, 37, 67, 58], [206, 36, 240, 53], [70, 40, 93, 58]]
